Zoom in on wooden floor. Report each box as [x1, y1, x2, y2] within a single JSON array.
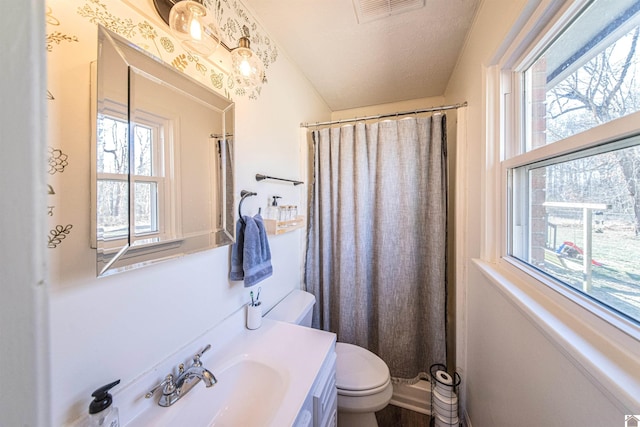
[[376, 404, 432, 427]]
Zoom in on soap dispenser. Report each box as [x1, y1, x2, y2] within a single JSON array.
[[266, 196, 281, 220], [87, 379, 120, 427]]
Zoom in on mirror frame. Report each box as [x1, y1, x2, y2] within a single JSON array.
[[92, 26, 235, 276]]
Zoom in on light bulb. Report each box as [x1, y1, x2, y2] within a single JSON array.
[[169, 1, 220, 57], [231, 37, 265, 88], [239, 58, 252, 76], [189, 18, 202, 41]]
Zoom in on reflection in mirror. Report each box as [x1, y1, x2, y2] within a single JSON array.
[[94, 26, 235, 276]]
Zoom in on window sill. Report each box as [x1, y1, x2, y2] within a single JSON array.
[[472, 258, 640, 412]]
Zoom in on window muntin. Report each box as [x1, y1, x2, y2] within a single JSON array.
[[523, 0, 640, 151], [507, 0, 640, 326]]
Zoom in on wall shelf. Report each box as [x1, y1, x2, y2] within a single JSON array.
[[265, 216, 305, 235]]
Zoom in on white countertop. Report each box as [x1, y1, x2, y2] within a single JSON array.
[[125, 317, 336, 427]]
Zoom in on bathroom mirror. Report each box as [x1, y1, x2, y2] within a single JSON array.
[[93, 26, 235, 276]]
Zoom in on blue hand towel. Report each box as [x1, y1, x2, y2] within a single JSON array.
[[229, 214, 272, 286], [242, 214, 272, 287], [229, 217, 246, 281]]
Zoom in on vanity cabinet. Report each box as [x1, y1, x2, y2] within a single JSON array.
[[293, 348, 337, 427]]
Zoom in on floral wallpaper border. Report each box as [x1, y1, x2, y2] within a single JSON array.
[[62, 0, 279, 100]]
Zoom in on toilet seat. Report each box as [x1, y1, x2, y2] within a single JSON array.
[[337, 377, 392, 397], [335, 343, 391, 397]]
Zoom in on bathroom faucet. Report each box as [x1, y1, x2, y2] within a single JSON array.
[[145, 344, 217, 407]]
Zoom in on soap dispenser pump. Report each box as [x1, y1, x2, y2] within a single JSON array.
[[266, 196, 281, 220], [88, 379, 120, 427]]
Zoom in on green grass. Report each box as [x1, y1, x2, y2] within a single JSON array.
[[543, 221, 640, 323]]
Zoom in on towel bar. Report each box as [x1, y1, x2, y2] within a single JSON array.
[[255, 174, 303, 186]]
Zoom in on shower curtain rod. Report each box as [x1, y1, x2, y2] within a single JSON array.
[[300, 101, 467, 128]]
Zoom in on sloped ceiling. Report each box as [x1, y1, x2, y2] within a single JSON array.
[[243, 0, 480, 111]]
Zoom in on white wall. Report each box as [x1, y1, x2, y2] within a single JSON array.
[[446, 0, 635, 425], [45, 1, 330, 425], [0, 1, 49, 425]]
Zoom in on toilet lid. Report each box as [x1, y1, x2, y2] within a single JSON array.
[[335, 342, 390, 392]]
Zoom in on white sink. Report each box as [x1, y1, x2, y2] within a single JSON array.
[[127, 356, 288, 427], [207, 357, 288, 426]]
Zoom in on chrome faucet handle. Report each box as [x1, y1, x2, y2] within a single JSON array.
[[196, 344, 211, 358], [193, 344, 211, 367], [145, 374, 175, 399]]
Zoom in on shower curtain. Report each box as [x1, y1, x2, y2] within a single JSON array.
[[305, 115, 447, 380]]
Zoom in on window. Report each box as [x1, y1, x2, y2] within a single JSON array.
[[523, 0, 640, 149], [505, 0, 640, 324], [96, 107, 172, 248]]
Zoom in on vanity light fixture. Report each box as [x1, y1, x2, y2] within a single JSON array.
[[153, 1, 266, 88], [153, 0, 221, 57]]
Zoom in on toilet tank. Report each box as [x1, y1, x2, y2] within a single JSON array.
[[265, 289, 316, 327]]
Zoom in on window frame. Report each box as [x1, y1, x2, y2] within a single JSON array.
[[93, 100, 177, 252], [490, 0, 640, 340]]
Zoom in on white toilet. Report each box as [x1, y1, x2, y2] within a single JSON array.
[[266, 289, 393, 427]]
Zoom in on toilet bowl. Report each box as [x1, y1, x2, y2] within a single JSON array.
[[266, 290, 393, 427]]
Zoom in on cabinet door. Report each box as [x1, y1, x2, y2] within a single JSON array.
[[313, 351, 337, 427]]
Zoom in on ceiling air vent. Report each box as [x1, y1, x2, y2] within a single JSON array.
[[352, 0, 425, 24]]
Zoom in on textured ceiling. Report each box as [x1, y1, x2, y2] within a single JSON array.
[[242, 0, 479, 111]]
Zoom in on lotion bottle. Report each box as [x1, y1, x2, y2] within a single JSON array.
[[87, 380, 120, 427]]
